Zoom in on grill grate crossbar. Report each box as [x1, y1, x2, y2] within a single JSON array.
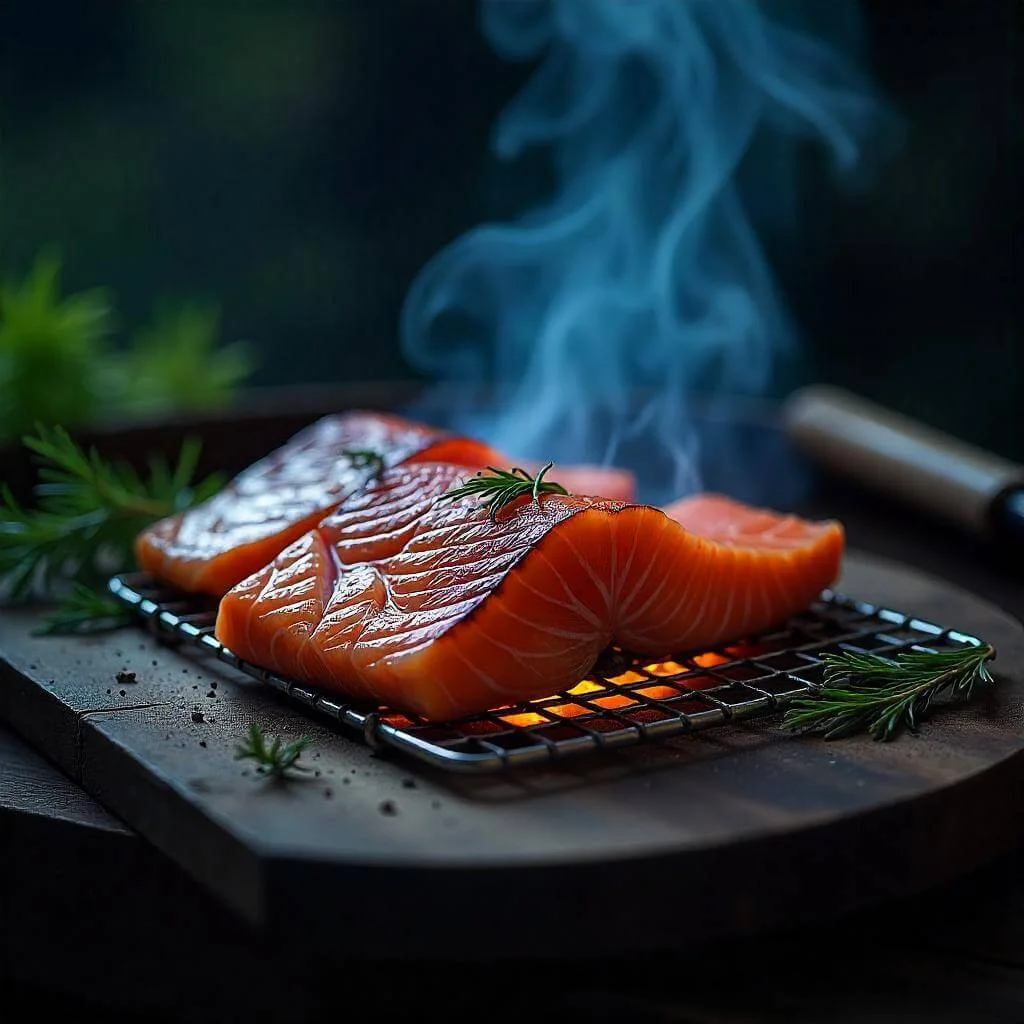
[[107, 573, 985, 773]]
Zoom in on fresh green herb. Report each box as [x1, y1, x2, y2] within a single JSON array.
[[234, 723, 313, 780], [0, 252, 114, 441], [342, 449, 385, 479], [0, 252, 253, 444], [439, 462, 569, 521], [118, 302, 252, 415], [0, 423, 223, 600], [781, 643, 996, 741], [32, 583, 133, 636]]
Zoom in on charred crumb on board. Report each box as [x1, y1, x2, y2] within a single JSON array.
[[116, 669, 137, 685], [401, 778, 417, 789], [191, 710, 204, 724], [379, 800, 398, 816]]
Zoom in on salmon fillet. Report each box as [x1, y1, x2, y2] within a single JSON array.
[[215, 463, 843, 722], [520, 461, 636, 502], [134, 412, 503, 597]]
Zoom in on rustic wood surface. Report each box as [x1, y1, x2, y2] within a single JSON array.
[[2, 548, 1023, 968], [4, 391, 1024, 1020]]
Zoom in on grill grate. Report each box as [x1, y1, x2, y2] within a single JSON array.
[[107, 572, 986, 773]]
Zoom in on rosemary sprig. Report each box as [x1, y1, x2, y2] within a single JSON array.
[[439, 462, 569, 521], [0, 423, 223, 601], [234, 723, 313, 780], [781, 643, 996, 741], [32, 583, 133, 636], [342, 448, 385, 479]]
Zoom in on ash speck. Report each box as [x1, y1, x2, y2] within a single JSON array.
[[379, 800, 398, 816], [191, 710, 204, 724], [119, 689, 126, 697], [116, 670, 136, 685], [401, 778, 416, 789]]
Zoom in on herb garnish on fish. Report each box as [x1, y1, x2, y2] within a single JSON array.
[[341, 449, 385, 479], [439, 462, 569, 521], [781, 643, 996, 741], [0, 423, 222, 632]]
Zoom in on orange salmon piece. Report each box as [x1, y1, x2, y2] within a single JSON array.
[[215, 466, 843, 722], [134, 412, 502, 597], [519, 460, 636, 502]]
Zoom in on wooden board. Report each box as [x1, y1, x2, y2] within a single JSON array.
[[1, 550, 1023, 958]]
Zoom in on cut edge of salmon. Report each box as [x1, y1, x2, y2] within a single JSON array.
[[215, 490, 845, 722]]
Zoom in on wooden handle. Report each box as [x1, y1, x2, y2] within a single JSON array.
[[782, 385, 1024, 537]]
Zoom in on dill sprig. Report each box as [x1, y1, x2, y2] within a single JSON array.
[[0, 423, 223, 602], [342, 448, 385, 479], [781, 643, 996, 741], [234, 723, 313, 780], [440, 462, 569, 521], [32, 582, 133, 636]]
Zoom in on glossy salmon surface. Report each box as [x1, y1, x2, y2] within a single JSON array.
[[215, 463, 844, 721], [135, 412, 502, 596]]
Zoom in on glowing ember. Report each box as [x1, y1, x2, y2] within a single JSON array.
[[693, 652, 732, 669], [548, 702, 590, 719], [592, 694, 638, 710], [645, 660, 690, 676], [609, 669, 646, 685], [500, 712, 548, 728], [567, 679, 607, 696], [636, 684, 682, 700]]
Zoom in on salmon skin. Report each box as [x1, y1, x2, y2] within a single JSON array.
[[215, 462, 844, 722], [135, 412, 502, 597]]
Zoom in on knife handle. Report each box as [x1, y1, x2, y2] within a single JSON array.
[[782, 385, 1024, 539]]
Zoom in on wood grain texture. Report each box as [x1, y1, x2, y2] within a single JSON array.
[[1, 550, 1023, 958], [0, 723, 125, 832]]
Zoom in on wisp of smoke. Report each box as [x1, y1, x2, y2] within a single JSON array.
[[400, 0, 884, 504]]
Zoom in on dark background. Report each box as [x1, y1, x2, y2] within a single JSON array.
[[0, 1, 1019, 457]]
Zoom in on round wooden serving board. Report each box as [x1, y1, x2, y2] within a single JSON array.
[[1, 549, 1023, 959]]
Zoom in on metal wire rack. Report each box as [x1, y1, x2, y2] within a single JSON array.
[[108, 572, 985, 774]]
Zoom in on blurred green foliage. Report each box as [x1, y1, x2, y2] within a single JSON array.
[[0, 2, 1014, 459], [121, 303, 252, 417], [0, 252, 253, 444], [0, 253, 113, 440]]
